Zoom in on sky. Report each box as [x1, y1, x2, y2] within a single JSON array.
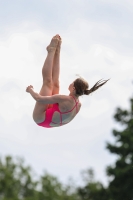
[[0, 0, 133, 187]]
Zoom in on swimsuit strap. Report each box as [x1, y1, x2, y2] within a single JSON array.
[[53, 96, 79, 126], [70, 95, 79, 113], [59, 96, 79, 125], [62, 95, 79, 114]]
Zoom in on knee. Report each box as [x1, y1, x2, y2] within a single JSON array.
[[43, 79, 53, 89], [53, 80, 60, 89]]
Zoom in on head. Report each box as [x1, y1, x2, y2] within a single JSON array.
[[68, 78, 89, 96], [69, 77, 109, 97], [73, 78, 89, 96]]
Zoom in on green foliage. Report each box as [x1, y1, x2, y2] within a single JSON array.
[[0, 156, 38, 200], [77, 169, 110, 200], [106, 97, 133, 200], [1, 96, 133, 200], [38, 172, 79, 200], [0, 156, 78, 200], [77, 96, 133, 200]]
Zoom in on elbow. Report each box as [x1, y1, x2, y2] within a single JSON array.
[[35, 94, 41, 102], [35, 94, 46, 103]]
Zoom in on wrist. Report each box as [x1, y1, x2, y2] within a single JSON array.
[[29, 88, 34, 93], [30, 89, 39, 101]]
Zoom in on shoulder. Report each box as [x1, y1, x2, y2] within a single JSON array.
[[60, 95, 82, 110]]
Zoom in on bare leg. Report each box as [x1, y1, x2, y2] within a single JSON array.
[[33, 36, 59, 123], [52, 36, 62, 95]]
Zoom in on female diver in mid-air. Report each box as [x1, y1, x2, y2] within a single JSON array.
[[26, 34, 109, 128]]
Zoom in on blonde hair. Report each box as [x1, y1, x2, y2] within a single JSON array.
[[73, 78, 109, 96]]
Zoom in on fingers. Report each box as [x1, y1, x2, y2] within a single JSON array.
[[26, 85, 33, 92]]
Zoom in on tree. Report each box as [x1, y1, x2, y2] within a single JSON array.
[[0, 156, 79, 200], [77, 169, 110, 200], [0, 156, 38, 200], [38, 172, 79, 200], [106, 97, 133, 200]]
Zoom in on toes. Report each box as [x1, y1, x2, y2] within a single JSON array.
[[52, 35, 59, 42], [52, 35, 57, 39], [49, 35, 61, 49], [54, 34, 61, 40]]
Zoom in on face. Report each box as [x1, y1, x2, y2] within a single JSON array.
[[68, 82, 75, 92]]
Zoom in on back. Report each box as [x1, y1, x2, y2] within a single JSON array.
[[49, 96, 81, 127]]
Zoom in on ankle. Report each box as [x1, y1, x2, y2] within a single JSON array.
[[47, 49, 56, 56], [55, 50, 60, 55], [47, 46, 56, 53]]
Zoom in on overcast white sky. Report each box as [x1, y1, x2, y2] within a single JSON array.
[[0, 0, 133, 186]]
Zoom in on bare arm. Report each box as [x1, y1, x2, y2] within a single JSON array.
[[26, 85, 67, 104]]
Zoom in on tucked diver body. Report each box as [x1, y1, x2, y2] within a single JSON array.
[[26, 35, 109, 128]]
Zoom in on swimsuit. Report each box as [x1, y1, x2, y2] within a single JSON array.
[[37, 96, 79, 128]]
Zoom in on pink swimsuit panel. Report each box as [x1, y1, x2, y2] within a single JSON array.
[[37, 96, 79, 128]]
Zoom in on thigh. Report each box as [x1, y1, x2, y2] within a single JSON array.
[[52, 81, 60, 95], [33, 84, 52, 123], [52, 86, 59, 95]]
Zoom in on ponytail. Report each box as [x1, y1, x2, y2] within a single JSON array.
[[83, 79, 109, 96]]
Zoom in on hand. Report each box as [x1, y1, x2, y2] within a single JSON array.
[[26, 85, 34, 93]]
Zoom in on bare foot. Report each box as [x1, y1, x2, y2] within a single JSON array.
[[46, 35, 59, 52], [56, 35, 62, 54]]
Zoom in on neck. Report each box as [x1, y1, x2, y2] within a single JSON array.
[[69, 92, 79, 99]]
